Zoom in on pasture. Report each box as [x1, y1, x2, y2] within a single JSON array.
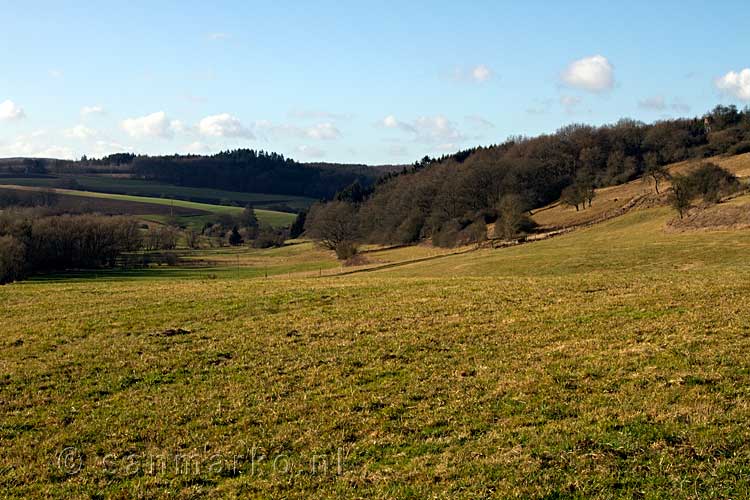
[[2, 205, 750, 498]]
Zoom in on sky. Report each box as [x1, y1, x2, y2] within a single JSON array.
[[1, 0, 749, 165]]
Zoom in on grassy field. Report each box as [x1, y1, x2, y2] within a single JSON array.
[[0, 175, 315, 211], [2, 205, 750, 498], [0, 184, 296, 228]]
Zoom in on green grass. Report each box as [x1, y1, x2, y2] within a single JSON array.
[[0, 183, 297, 228], [2, 207, 750, 498], [0, 175, 315, 211]]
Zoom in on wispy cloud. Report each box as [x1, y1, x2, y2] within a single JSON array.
[[63, 124, 97, 140], [80, 105, 105, 117], [380, 114, 464, 144], [254, 120, 341, 141], [451, 64, 495, 83], [296, 145, 325, 158], [464, 115, 495, 129], [207, 32, 230, 41], [638, 95, 666, 111]]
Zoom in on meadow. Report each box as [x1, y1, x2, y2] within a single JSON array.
[[0, 175, 315, 211], [2, 204, 750, 498], [0, 184, 296, 229]]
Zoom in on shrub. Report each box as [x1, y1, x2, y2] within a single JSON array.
[[669, 175, 693, 219], [334, 240, 358, 260], [432, 220, 461, 248], [461, 220, 487, 245], [688, 162, 740, 203], [144, 225, 178, 251], [251, 225, 286, 248], [729, 141, 750, 156], [0, 236, 26, 284]]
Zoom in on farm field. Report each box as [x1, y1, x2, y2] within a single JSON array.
[[0, 175, 315, 211], [0, 184, 296, 228], [2, 205, 750, 498]]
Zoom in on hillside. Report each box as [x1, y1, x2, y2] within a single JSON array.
[[0, 175, 316, 212], [531, 152, 750, 230], [0, 150, 395, 203], [3, 196, 750, 497], [0, 185, 296, 228]]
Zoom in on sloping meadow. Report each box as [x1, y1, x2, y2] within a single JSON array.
[[2, 207, 750, 498]]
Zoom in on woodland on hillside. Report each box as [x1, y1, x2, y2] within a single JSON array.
[[306, 105, 750, 250], [0, 150, 391, 200]]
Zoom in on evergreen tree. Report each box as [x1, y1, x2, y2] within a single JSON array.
[[228, 226, 244, 246]]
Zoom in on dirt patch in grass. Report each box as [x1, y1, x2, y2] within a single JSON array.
[[154, 328, 192, 337]]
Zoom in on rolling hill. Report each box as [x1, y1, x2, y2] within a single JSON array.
[[0, 184, 296, 228], [3, 174, 750, 497]]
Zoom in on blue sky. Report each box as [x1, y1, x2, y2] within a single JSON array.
[[1, 0, 749, 164]]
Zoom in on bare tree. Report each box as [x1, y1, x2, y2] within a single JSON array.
[[304, 201, 359, 256], [669, 175, 692, 219], [494, 194, 525, 240], [185, 227, 201, 249], [643, 152, 670, 194]]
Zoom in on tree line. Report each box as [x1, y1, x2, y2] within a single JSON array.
[[0, 150, 395, 201], [0, 209, 142, 284], [305, 105, 750, 254]]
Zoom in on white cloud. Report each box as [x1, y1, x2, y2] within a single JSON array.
[[49, 69, 63, 79], [121, 111, 182, 139], [199, 113, 254, 139], [81, 105, 105, 117], [412, 115, 464, 143], [638, 95, 666, 110], [381, 115, 416, 133], [715, 68, 750, 101], [382, 115, 399, 128], [561, 55, 614, 92], [0, 138, 74, 159], [64, 124, 97, 140], [451, 64, 494, 83], [471, 64, 492, 83], [638, 96, 691, 114], [253, 120, 340, 141], [185, 141, 211, 154], [296, 145, 325, 158], [91, 140, 130, 157], [208, 32, 230, 40], [169, 120, 189, 134], [380, 114, 464, 144], [0, 100, 25, 121], [305, 122, 340, 140], [465, 115, 495, 129]]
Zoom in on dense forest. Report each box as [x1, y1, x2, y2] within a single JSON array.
[[0, 151, 396, 201], [307, 105, 750, 249], [128, 150, 386, 199]]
